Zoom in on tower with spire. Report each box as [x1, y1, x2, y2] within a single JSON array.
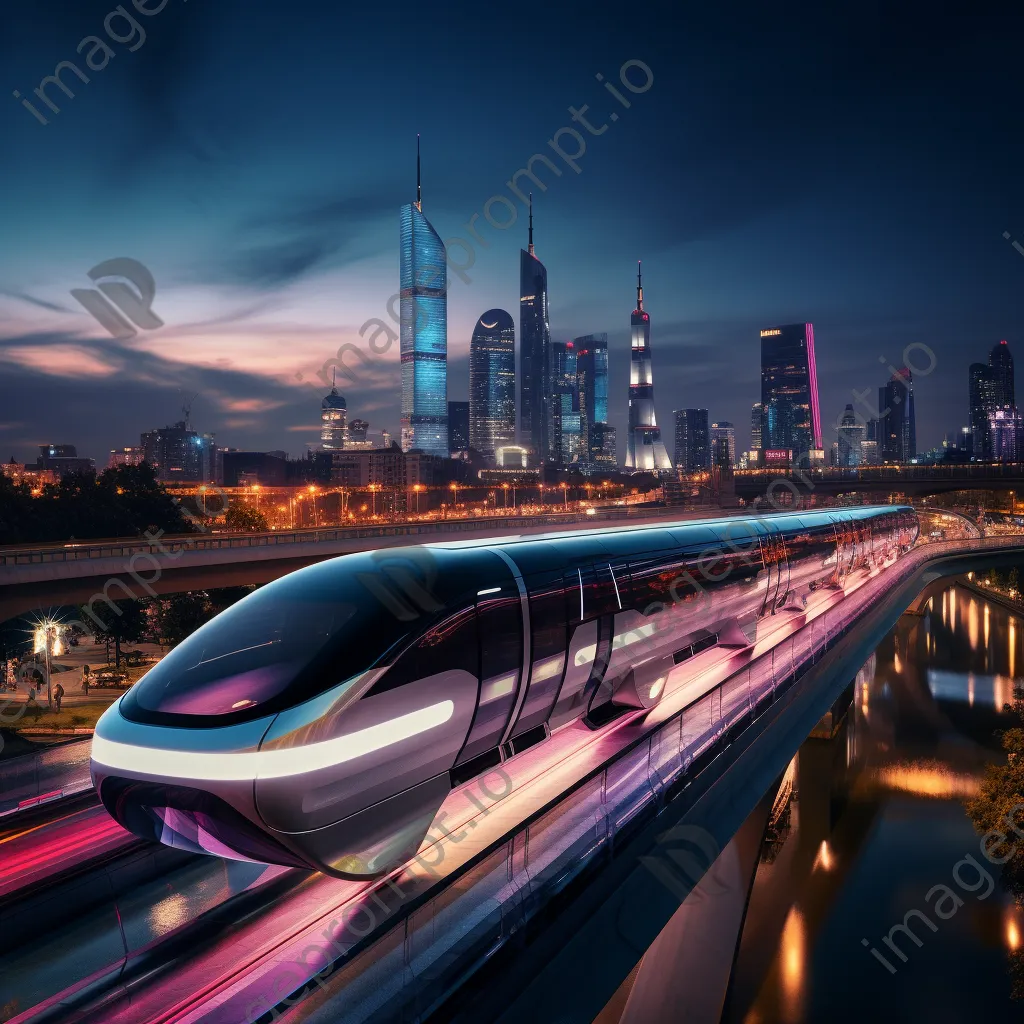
[[625, 261, 672, 471], [320, 368, 348, 450], [520, 193, 551, 462], [399, 135, 448, 456]]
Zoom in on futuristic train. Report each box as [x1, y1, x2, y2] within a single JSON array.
[[91, 505, 918, 877]]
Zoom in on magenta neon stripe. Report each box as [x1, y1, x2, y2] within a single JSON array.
[[806, 322, 822, 450]]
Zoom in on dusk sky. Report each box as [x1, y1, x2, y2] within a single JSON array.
[[2, 1, 1023, 464]]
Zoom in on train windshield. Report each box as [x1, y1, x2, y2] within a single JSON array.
[[121, 554, 423, 726]]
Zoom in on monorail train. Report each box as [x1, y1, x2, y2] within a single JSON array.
[[91, 505, 918, 877]]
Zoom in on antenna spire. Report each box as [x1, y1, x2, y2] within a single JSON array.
[[415, 134, 422, 211], [332, 366, 337, 391], [637, 260, 644, 311], [528, 193, 535, 256]]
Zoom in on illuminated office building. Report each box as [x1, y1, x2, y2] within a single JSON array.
[[469, 309, 516, 462], [674, 409, 710, 473], [625, 262, 672, 471], [552, 340, 582, 465], [878, 368, 916, 464], [576, 333, 610, 473], [710, 421, 736, 468], [836, 403, 865, 467], [760, 323, 821, 463], [400, 136, 448, 456]]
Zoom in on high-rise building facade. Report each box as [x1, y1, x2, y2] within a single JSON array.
[[625, 263, 672, 471], [469, 309, 516, 463], [320, 377, 348, 450], [141, 422, 219, 483], [710, 421, 736, 468], [576, 333, 610, 473], [836, 403, 865, 467], [969, 341, 1016, 460], [750, 402, 763, 453], [520, 197, 551, 462], [760, 323, 822, 462], [878, 369, 916, 463], [448, 401, 470, 454], [551, 340, 582, 464], [990, 407, 1024, 462], [400, 138, 448, 456], [674, 409, 710, 473]]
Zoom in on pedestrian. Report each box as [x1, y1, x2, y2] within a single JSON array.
[[54, 682, 65, 714], [82, 665, 91, 695]]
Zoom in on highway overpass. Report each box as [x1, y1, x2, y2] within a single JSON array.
[[0, 507, 685, 621]]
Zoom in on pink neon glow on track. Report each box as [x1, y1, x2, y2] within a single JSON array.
[[806, 322, 822, 449]]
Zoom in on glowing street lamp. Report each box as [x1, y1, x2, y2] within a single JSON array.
[[502, 482, 509, 509], [561, 481, 569, 508], [413, 483, 424, 514], [369, 482, 379, 517], [450, 481, 459, 506], [33, 618, 62, 710]]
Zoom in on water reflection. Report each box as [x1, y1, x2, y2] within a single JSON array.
[[728, 574, 1024, 1023]]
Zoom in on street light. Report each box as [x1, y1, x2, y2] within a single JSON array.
[[450, 481, 459, 507], [369, 482, 379, 517], [502, 482, 509, 510], [561, 482, 569, 508], [413, 483, 424, 514], [33, 618, 62, 711], [308, 485, 318, 527]]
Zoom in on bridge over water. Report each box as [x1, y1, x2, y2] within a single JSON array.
[[11, 530, 1024, 1024]]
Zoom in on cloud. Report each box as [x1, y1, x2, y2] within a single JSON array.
[[0, 344, 120, 377]]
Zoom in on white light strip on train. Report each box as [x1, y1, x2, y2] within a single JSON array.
[[90, 701, 455, 782]]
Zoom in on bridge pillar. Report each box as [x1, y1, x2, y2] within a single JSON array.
[[597, 780, 780, 1024]]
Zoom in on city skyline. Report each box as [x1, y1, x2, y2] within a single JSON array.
[[1, 3, 1022, 465]]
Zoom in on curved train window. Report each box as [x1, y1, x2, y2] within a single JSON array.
[[367, 604, 479, 696], [629, 555, 699, 613], [478, 592, 522, 678], [528, 574, 568, 662]]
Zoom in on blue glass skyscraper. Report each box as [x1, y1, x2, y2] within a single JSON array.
[[576, 333, 610, 473], [520, 195, 551, 463], [400, 137, 448, 456], [469, 309, 516, 462]]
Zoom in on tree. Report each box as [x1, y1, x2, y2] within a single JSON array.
[[155, 592, 213, 647], [224, 504, 269, 532], [83, 599, 147, 669]]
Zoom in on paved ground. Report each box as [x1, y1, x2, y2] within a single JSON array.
[[3, 639, 166, 708]]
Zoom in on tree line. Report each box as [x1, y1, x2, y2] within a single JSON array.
[[0, 463, 197, 546]]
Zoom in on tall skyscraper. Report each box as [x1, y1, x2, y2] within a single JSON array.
[[320, 372, 348, 450], [710, 421, 736, 468], [760, 323, 822, 461], [674, 409, 710, 473], [991, 339, 1015, 408], [520, 195, 551, 463], [400, 137, 448, 456], [550, 340, 582, 464], [879, 368, 916, 463], [750, 402, 763, 453], [969, 341, 1015, 460], [447, 401, 470, 454], [576, 333, 611, 473], [469, 309, 516, 462], [625, 263, 672, 471], [836, 403, 865, 466]]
